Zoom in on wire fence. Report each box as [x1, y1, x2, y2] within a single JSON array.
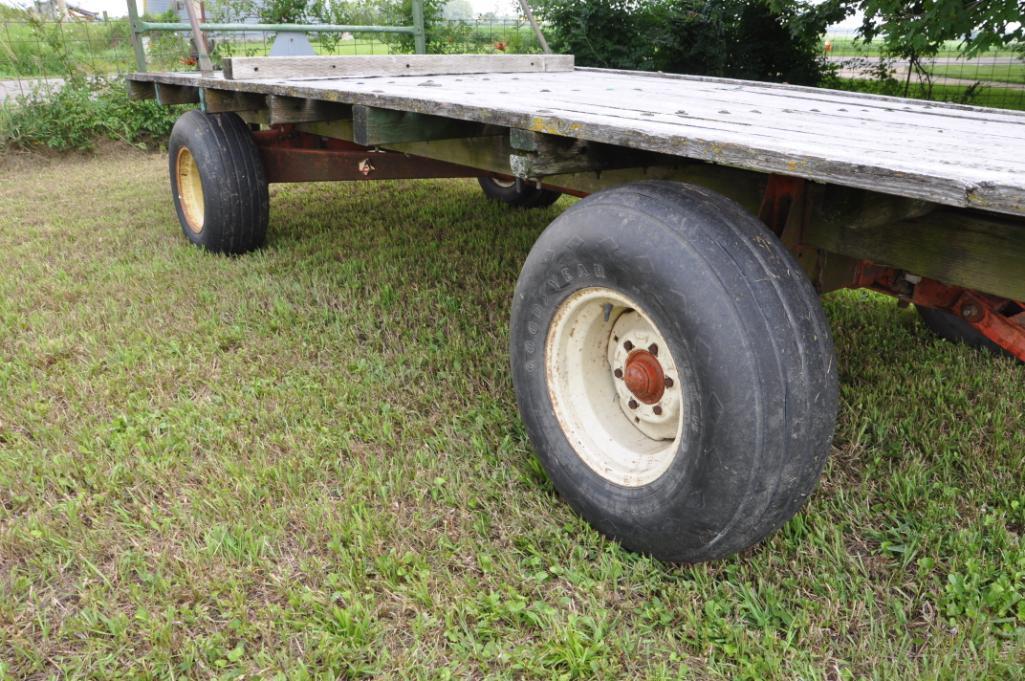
[[823, 34, 1025, 111], [1, 19, 1023, 111], [0, 18, 542, 93]]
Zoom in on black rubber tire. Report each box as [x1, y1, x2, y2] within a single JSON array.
[[168, 110, 269, 254], [916, 305, 1010, 358], [478, 176, 561, 208], [510, 181, 839, 563]]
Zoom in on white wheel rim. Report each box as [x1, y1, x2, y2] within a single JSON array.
[[545, 287, 684, 487], [489, 177, 517, 188], [175, 146, 205, 234]]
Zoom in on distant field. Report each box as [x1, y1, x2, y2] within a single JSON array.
[[927, 61, 1025, 85], [830, 77, 1025, 110], [824, 35, 1023, 59]]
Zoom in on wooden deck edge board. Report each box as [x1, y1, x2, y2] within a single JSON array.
[[223, 54, 574, 81]]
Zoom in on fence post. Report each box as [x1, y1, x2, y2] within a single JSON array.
[[411, 0, 426, 54], [125, 0, 147, 72]]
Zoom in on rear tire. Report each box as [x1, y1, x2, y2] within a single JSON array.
[[916, 306, 1013, 359], [510, 181, 838, 563], [168, 110, 269, 254], [478, 176, 561, 209]]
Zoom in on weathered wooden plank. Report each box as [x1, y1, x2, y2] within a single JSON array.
[[352, 104, 490, 146], [203, 88, 266, 114], [124, 68, 1025, 217], [509, 130, 654, 178], [267, 95, 350, 125], [304, 117, 766, 210], [155, 83, 200, 106], [127, 80, 155, 100], [489, 75, 1025, 165], [545, 164, 767, 214], [804, 204, 1025, 301], [326, 73, 1023, 171], [224, 54, 574, 80], [578, 66, 1025, 122], [297, 119, 355, 142]]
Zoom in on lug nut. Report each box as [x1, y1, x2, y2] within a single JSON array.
[[961, 303, 981, 321], [623, 340, 634, 351], [628, 399, 638, 410], [648, 343, 658, 356], [653, 405, 663, 415], [664, 377, 674, 388], [614, 368, 623, 379]]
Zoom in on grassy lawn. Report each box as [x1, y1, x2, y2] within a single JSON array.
[[927, 61, 1025, 85], [828, 77, 1025, 111], [1, 148, 1024, 679], [824, 36, 1023, 59]]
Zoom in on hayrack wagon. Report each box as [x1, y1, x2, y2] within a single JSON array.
[[126, 53, 1025, 563]]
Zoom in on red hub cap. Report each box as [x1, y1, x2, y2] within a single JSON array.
[[623, 350, 665, 405]]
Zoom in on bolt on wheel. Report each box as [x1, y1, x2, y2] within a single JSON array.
[[546, 287, 683, 487], [167, 110, 269, 254], [511, 181, 838, 562]]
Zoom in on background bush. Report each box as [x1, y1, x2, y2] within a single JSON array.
[[534, 0, 836, 85], [0, 77, 189, 151]]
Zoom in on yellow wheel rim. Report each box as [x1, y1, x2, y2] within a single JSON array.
[[175, 146, 205, 234]]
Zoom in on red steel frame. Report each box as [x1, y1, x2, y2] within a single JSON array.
[[252, 127, 480, 183]]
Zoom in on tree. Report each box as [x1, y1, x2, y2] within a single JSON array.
[[817, 0, 1025, 57], [534, 0, 838, 85]]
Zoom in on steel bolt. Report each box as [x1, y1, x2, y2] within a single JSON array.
[[664, 377, 674, 388], [653, 405, 663, 415], [961, 303, 981, 321], [623, 340, 634, 351], [648, 343, 658, 356], [628, 399, 638, 410], [614, 368, 623, 379]]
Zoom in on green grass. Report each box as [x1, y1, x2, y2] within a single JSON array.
[[828, 76, 1025, 110], [0, 19, 136, 77], [926, 61, 1025, 85], [824, 35, 1023, 59], [1, 149, 1024, 679]]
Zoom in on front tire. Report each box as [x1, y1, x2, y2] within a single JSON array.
[[510, 181, 838, 563], [168, 110, 269, 254]]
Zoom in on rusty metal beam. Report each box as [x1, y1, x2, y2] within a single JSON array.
[[252, 128, 481, 183], [847, 261, 1025, 362]]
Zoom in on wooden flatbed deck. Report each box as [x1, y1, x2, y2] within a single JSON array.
[[130, 61, 1025, 216]]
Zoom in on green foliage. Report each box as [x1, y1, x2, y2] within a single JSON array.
[[821, 0, 1025, 59], [0, 3, 29, 19], [0, 16, 136, 77], [261, 0, 314, 24], [0, 76, 189, 151], [534, 0, 836, 85]]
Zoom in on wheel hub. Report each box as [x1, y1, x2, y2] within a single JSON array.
[[545, 288, 684, 487], [624, 350, 665, 405], [607, 311, 681, 441]]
